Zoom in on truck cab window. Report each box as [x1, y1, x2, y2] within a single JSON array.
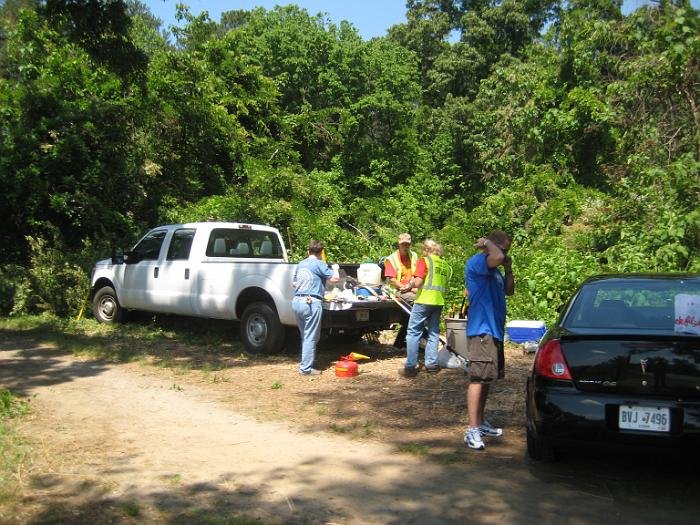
[[167, 229, 196, 260], [206, 228, 283, 259], [130, 230, 167, 261]]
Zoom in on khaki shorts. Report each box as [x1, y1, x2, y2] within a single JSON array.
[[467, 334, 505, 383]]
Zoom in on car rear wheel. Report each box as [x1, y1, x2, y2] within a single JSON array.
[[92, 286, 124, 324], [526, 425, 557, 462], [240, 302, 284, 354]]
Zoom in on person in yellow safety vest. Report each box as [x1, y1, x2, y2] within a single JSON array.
[[384, 232, 419, 349], [399, 239, 452, 377]]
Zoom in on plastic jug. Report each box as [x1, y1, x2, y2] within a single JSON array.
[[357, 263, 381, 286]]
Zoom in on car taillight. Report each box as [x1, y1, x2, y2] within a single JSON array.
[[534, 339, 572, 380]]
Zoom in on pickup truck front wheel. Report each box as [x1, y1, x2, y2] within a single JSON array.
[[241, 302, 284, 354], [92, 286, 124, 323]]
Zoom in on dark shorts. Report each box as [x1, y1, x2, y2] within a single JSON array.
[[467, 334, 504, 383]]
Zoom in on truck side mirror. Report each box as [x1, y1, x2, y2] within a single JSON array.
[[111, 248, 125, 265]]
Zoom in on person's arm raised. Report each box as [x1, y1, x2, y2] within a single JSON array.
[[475, 237, 505, 269]]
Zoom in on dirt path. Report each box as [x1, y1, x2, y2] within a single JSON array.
[[2, 337, 700, 524]]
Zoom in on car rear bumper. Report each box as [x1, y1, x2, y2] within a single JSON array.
[[527, 379, 700, 449]]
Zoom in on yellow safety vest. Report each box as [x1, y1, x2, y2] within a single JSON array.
[[415, 255, 452, 306], [387, 249, 417, 284]]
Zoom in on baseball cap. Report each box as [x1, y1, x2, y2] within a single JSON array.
[[398, 233, 412, 244]]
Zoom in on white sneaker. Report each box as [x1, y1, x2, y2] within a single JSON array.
[[479, 420, 503, 437], [464, 427, 485, 450]]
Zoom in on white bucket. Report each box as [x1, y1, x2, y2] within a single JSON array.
[[357, 263, 382, 286]]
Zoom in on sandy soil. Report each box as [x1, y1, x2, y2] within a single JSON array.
[[1, 331, 700, 524]]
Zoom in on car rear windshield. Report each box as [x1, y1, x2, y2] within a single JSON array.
[[565, 277, 700, 336]]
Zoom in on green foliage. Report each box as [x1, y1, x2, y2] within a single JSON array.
[[0, 390, 30, 419], [12, 236, 90, 318], [591, 155, 700, 272], [0, 265, 27, 316], [0, 388, 30, 501], [509, 240, 600, 325], [40, 0, 148, 80], [0, 1, 697, 322], [0, 7, 145, 262]]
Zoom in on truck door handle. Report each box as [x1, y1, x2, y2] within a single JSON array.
[[154, 267, 159, 278], [184, 269, 190, 280]]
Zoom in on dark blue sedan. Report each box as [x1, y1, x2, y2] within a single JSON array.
[[526, 273, 700, 460]]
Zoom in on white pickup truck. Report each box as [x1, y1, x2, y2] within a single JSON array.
[[90, 222, 404, 353]]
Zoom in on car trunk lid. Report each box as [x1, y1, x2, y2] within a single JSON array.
[[562, 336, 700, 397]]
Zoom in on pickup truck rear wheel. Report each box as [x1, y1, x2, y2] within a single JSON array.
[[92, 286, 124, 323], [241, 302, 284, 354]]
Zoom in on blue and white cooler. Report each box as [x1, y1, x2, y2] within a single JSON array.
[[505, 320, 547, 349]]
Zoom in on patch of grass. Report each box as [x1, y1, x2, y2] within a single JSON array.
[[329, 419, 376, 439], [174, 363, 192, 375], [202, 362, 225, 373], [153, 349, 175, 368], [171, 383, 183, 392], [0, 390, 30, 419], [397, 443, 429, 456], [118, 500, 141, 517], [0, 389, 31, 505], [433, 451, 464, 465], [0, 315, 247, 370], [210, 373, 229, 383], [174, 508, 265, 524], [271, 380, 283, 390], [165, 473, 182, 485]]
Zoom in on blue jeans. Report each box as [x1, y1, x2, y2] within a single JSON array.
[[292, 297, 323, 373], [405, 303, 443, 369]]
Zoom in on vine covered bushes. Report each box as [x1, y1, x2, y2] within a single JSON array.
[[0, 1, 697, 324]]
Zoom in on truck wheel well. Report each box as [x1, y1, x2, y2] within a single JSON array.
[[91, 278, 115, 299], [236, 288, 276, 318]]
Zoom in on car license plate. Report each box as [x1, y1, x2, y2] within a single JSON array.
[[619, 405, 670, 432], [355, 309, 369, 322]]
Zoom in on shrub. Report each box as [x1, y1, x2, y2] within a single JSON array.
[[508, 239, 599, 325], [11, 236, 90, 318], [0, 265, 27, 316], [0, 390, 30, 419]]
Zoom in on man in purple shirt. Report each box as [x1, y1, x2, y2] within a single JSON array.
[[463, 230, 515, 450]]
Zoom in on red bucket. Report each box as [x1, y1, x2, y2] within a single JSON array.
[[335, 359, 359, 378]]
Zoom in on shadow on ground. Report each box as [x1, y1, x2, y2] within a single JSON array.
[[18, 446, 700, 525], [3, 318, 700, 524], [0, 338, 110, 397], [0, 313, 402, 397]]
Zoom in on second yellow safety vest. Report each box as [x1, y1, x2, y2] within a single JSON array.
[[415, 255, 452, 306]]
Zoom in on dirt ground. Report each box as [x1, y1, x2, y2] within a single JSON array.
[[1, 327, 700, 524]]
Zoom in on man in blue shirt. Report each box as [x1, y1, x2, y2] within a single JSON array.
[[463, 230, 514, 450], [292, 240, 339, 375]]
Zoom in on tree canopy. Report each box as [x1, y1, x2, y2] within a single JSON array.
[[0, 0, 698, 321]]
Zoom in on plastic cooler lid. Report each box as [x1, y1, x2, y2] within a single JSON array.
[[506, 320, 546, 329]]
